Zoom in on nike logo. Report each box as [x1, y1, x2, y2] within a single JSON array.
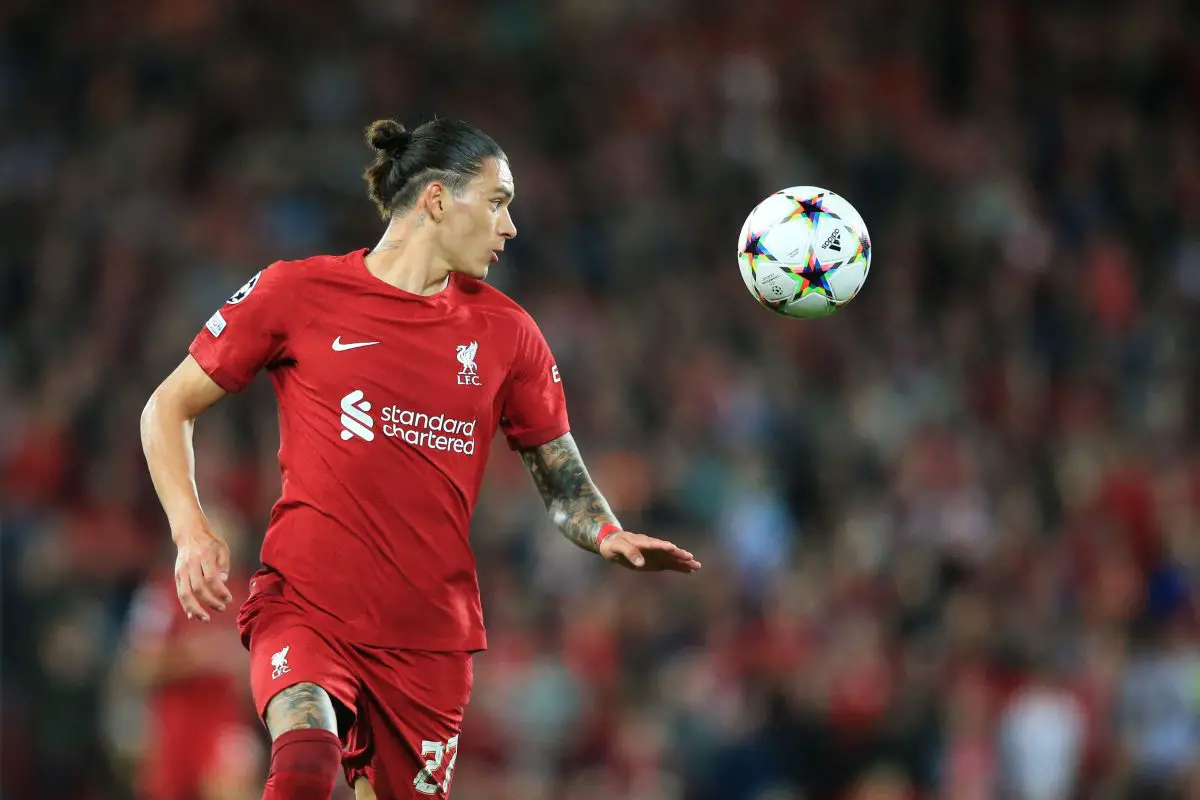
[[332, 337, 380, 352]]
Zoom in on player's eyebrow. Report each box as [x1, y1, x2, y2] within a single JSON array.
[[494, 185, 514, 200]]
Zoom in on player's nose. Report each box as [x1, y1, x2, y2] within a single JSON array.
[[498, 208, 517, 239]]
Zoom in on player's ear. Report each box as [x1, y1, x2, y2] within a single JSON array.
[[425, 182, 446, 222]]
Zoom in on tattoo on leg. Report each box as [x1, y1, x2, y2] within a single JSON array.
[[265, 682, 339, 739]]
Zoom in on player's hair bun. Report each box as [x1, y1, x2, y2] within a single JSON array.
[[363, 117, 504, 221], [366, 119, 411, 160]]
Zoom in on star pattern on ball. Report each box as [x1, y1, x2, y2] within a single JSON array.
[[744, 230, 777, 260], [795, 248, 833, 297], [850, 232, 872, 264], [744, 253, 761, 280], [783, 193, 829, 228]]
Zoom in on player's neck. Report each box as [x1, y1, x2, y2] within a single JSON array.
[[365, 223, 451, 296]]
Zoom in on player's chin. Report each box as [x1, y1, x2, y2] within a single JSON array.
[[458, 262, 489, 280]]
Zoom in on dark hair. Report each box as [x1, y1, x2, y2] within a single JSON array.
[[363, 118, 506, 220]]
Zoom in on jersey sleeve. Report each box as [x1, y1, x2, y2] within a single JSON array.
[[500, 315, 570, 450], [188, 262, 295, 393]]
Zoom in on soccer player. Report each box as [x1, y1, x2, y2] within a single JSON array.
[[140, 117, 702, 800], [117, 536, 262, 800]]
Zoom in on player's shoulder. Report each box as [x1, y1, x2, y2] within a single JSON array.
[[261, 250, 359, 282], [453, 275, 536, 326], [237, 250, 363, 305]]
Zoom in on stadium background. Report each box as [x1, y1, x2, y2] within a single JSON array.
[[2, 0, 1199, 798]]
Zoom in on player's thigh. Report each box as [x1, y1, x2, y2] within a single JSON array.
[[246, 610, 358, 738], [347, 650, 473, 799], [265, 681, 341, 737]]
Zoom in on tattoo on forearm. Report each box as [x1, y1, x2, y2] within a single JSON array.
[[265, 681, 339, 739], [519, 433, 618, 552]]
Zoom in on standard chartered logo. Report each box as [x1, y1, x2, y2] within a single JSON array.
[[339, 390, 374, 441], [380, 406, 477, 454], [338, 390, 476, 454]]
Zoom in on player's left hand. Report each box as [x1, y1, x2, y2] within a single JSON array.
[[599, 531, 702, 573]]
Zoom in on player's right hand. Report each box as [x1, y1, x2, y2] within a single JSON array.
[[173, 522, 234, 622]]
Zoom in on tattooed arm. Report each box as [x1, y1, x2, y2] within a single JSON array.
[[518, 433, 702, 573], [518, 432, 618, 553]]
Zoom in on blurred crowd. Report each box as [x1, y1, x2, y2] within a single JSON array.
[[3, 0, 1200, 798]]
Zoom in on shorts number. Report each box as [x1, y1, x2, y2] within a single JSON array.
[[413, 735, 459, 795]]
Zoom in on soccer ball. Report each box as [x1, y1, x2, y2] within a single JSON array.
[[737, 186, 872, 319]]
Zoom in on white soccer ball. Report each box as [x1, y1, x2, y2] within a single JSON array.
[[737, 185, 872, 319]]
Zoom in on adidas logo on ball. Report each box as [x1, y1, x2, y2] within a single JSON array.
[[822, 228, 843, 252]]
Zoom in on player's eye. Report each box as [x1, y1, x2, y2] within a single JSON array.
[[491, 200, 503, 210]]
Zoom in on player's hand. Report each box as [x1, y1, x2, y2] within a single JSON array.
[[599, 531, 702, 573], [172, 521, 234, 622]]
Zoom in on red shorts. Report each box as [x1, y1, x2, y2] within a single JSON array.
[[238, 571, 474, 798]]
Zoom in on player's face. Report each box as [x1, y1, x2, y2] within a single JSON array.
[[439, 157, 517, 279]]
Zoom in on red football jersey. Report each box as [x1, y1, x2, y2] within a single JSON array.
[[189, 249, 569, 650], [126, 570, 254, 798]]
